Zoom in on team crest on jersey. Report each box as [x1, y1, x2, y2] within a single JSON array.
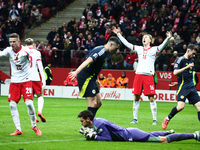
[[150, 85, 154, 90], [93, 53, 98, 58], [180, 95, 184, 99], [174, 64, 178, 68], [92, 89, 96, 94]]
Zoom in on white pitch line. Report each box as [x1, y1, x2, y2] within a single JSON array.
[[0, 138, 84, 145]]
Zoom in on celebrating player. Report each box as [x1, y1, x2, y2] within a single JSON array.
[[0, 33, 42, 135], [69, 36, 121, 117], [25, 38, 46, 122], [78, 110, 200, 142], [162, 44, 200, 129], [112, 26, 172, 125]]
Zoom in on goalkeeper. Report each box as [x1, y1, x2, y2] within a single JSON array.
[[78, 110, 200, 142]]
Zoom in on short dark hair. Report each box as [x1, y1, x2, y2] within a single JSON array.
[[9, 33, 20, 40], [108, 36, 121, 47], [25, 38, 34, 46], [78, 110, 94, 121], [187, 44, 199, 52]]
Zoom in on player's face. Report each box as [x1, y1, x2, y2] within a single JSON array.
[[142, 35, 151, 45], [109, 43, 120, 54], [9, 38, 20, 52], [188, 50, 197, 60], [80, 117, 90, 127]]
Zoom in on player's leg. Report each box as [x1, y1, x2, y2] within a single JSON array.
[[151, 129, 175, 136], [131, 94, 140, 123], [86, 96, 99, 117], [148, 95, 157, 125], [162, 101, 185, 129], [8, 83, 23, 135], [194, 101, 200, 121], [189, 90, 200, 121]]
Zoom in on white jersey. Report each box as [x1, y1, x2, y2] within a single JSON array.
[[0, 45, 31, 83], [29, 48, 42, 81]]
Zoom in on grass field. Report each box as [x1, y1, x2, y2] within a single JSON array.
[[0, 96, 199, 150]]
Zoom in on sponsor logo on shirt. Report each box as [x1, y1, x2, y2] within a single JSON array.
[[93, 53, 98, 58]]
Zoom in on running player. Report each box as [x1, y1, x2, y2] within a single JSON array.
[[78, 110, 200, 142], [25, 38, 46, 122], [69, 36, 121, 117], [112, 26, 172, 125], [0, 33, 42, 135], [162, 44, 200, 129]]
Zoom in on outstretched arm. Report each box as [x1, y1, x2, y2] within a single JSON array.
[[157, 31, 172, 53], [112, 26, 134, 51]]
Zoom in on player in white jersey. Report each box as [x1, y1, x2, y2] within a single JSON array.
[[0, 33, 42, 136], [25, 38, 46, 122], [112, 27, 172, 125]]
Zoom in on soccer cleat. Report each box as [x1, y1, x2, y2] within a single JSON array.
[[130, 119, 138, 124], [168, 129, 175, 135], [36, 119, 40, 123], [32, 126, 42, 136], [152, 120, 157, 125], [194, 131, 200, 142], [162, 117, 169, 129], [37, 112, 46, 122], [10, 130, 23, 136]]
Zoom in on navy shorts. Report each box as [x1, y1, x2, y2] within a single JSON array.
[[77, 76, 99, 98], [177, 86, 200, 105]]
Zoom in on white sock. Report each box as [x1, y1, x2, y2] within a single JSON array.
[[150, 101, 157, 120], [25, 100, 36, 128], [133, 101, 140, 119], [10, 102, 21, 131], [38, 96, 44, 113]]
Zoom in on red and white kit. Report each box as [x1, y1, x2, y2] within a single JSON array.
[[0, 45, 32, 102], [29, 48, 45, 94]]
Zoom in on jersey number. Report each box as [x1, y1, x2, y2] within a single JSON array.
[[143, 55, 146, 59], [30, 56, 33, 68], [26, 87, 32, 94]]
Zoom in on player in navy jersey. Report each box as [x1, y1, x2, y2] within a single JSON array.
[[162, 44, 200, 129], [69, 36, 121, 117], [78, 110, 200, 142]]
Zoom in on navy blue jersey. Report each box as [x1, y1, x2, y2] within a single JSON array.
[[78, 46, 107, 80], [174, 56, 195, 89]]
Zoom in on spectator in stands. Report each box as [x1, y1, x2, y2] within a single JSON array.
[[28, 5, 40, 29], [148, 3, 157, 18], [168, 51, 178, 71], [98, 0, 110, 7], [87, 16, 98, 31], [126, 5, 135, 21], [110, 49, 124, 69], [175, 38, 187, 54], [9, 5, 18, 20], [96, 33, 106, 46], [158, 4, 169, 21], [64, 70, 78, 86], [179, 0, 189, 17], [14, 17, 24, 35], [57, 22, 67, 37], [127, 30, 137, 44], [17, 0, 24, 14], [119, 11, 126, 25], [0, 4, 9, 22], [121, 16, 131, 38], [132, 11, 141, 26], [150, 11, 160, 31], [0, 28, 6, 48], [7, 0, 16, 11], [138, 4, 148, 18], [130, 20, 137, 33], [173, 32, 181, 45], [104, 4, 111, 19], [77, 16, 86, 32], [98, 73, 106, 88], [89, 22, 98, 37], [83, 3, 91, 18], [124, 50, 137, 69], [21, 4, 30, 23], [91, 0, 98, 15], [64, 38, 72, 67], [52, 36, 64, 67], [66, 31, 72, 41], [188, 18, 199, 35], [104, 27, 113, 41], [42, 44, 53, 64], [156, 49, 170, 71], [34, 40, 40, 50], [104, 73, 116, 88], [116, 72, 129, 88], [184, 15, 193, 27], [104, 53, 112, 69], [139, 13, 150, 29], [189, 37, 198, 46], [94, 4, 103, 19], [76, 32, 86, 50], [47, 27, 57, 44], [166, 37, 175, 51], [67, 17, 76, 34]]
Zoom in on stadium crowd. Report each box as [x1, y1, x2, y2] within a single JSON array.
[[1, 0, 200, 71]]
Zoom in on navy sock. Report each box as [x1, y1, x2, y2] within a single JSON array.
[[168, 107, 178, 120], [87, 107, 98, 117], [166, 133, 194, 143], [198, 111, 200, 121]]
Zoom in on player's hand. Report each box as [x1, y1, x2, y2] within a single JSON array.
[[84, 128, 97, 140], [112, 26, 120, 34], [68, 70, 77, 81], [96, 80, 101, 90], [166, 31, 172, 37], [187, 63, 194, 68], [169, 82, 178, 86], [42, 81, 46, 89]]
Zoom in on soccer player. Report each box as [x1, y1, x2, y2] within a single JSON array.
[[0, 33, 42, 136], [25, 38, 46, 122], [78, 110, 200, 142], [69, 36, 121, 117], [112, 26, 172, 125], [162, 44, 200, 129]]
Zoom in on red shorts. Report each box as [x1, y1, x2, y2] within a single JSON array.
[[132, 74, 156, 96], [8, 81, 33, 103], [32, 81, 42, 94]]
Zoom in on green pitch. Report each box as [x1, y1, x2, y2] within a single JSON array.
[[0, 96, 199, 150]]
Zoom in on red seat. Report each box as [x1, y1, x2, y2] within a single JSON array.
[[41, 8, 52, 19]]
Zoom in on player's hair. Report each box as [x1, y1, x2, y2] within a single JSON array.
[[143, 34, 152, 42], [187, 44, 199, 52], [25, 38, 34, 46], [9, 33, 20, 40], [108, 36, 121, 47], [78, 110, 94, 121]]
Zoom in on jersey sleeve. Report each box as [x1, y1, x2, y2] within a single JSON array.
[[174, 57, 182, 70], [0, 47, 9, 57], [156, 36, 171, 54], [96, 124, 112, 141], [117, 33, 135, 51], [89, 48, 105, 61]]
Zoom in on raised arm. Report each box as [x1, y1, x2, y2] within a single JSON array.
[[157, 31, 172, 53], [112, 26, 134, 51]]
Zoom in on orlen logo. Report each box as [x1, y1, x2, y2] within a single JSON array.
[[159, 72, 172, 79]]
